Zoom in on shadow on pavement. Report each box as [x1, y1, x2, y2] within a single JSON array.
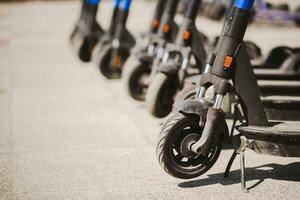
[[178, 162, 300, 191]]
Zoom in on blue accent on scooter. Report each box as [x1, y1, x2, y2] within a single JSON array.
[[234, 0, 255, 10], [86, 0, 101, 5], [121, 0, 132, 12], [114, 0, 122, 8]]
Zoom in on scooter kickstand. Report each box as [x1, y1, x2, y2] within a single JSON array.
[[240, 151, 248, 193]]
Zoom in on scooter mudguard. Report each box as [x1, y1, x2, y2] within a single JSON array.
[[184, 74, 201, 85], [174, 99, 211, 117], [96, 42, 131, 67], [123, 53, 142, 69], [93, 29, 134, 62], [136, 52, 154, 65], [174, 99, 229, 142], [72, 23, 103, 62], [120, 28, 136, 50], [95, 43, 112, 66], [158, 60, 180, 75]]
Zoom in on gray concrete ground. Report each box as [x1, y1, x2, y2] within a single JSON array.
[[0, 0, 300, 199]]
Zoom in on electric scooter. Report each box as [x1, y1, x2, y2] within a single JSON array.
[[70, 0, 104, 62], [145, 0, 207, 118], [93, 0, 135, 79], [122, 0, 180, 101], [156, 0, 300, 192], [131, 0, 167, 55]]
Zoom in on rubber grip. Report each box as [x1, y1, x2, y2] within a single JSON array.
[[234, 0, 254, 10], [114, 0, 121, 8], [122, 0, 132, 11], [86, 0, 101, 5]]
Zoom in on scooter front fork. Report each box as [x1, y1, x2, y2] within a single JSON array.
[[190, 52, 226, 155], [178, 56, 190, 87], [190, 94, 225, 154], [110, 40, 122, 70], [196, 53, 215, 98]]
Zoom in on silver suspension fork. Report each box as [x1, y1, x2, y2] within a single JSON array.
[[147, 44, 155, 56], [162, 51, 169, 63], [196, 63, 212, 98], [213, 94, 224, 109], [157, 46, 165, 60], [180, 57, 189, 70]]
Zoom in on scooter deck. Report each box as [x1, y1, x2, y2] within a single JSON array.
[[254, 68, 300, 80], [262, 95, 300, 103], [258, 80, 300, 87], [238, 121, 300, 144], [258, 80, 300, 96]]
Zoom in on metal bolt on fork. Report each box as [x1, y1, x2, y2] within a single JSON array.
[[181, 57, 189, 70], [162, 52, 169, 63], [157, 47, 164, 59], [147, 44, 155, 56]]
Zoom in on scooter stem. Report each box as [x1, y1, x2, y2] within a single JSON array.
[[112, 0, 132, 41], [185, 0, 201, 20], [85, 0, 101, 22], [192, 0, 257, 155], [114, 0, 122, 8], [107, 0, 122, 35], [120, 0, 132, 24], [86, 0, 101, 5], [150, 0, 167, 33]]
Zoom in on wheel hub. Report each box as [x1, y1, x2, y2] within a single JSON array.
[[180, 133, 200, 158]]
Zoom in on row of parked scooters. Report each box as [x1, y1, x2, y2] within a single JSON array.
[[70, 0, 300, 192]]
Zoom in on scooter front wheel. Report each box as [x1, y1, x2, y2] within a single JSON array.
[[122, 56, 151, 101], [98, 47, 130, 79], [156, 112, 223, 179], [145, 73, 177, 118], [70, 22, 103, 62]]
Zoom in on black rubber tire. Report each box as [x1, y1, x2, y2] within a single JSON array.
[[145, 73, 178, 118], [78, 37, 95, 62], [122, 56, 151, 101], [70, 30, 94, 62], [71, 22, 103, 62], [174, 83, 197, 102], [99, 47, 130, 79], [156, 112, 223, 179]]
